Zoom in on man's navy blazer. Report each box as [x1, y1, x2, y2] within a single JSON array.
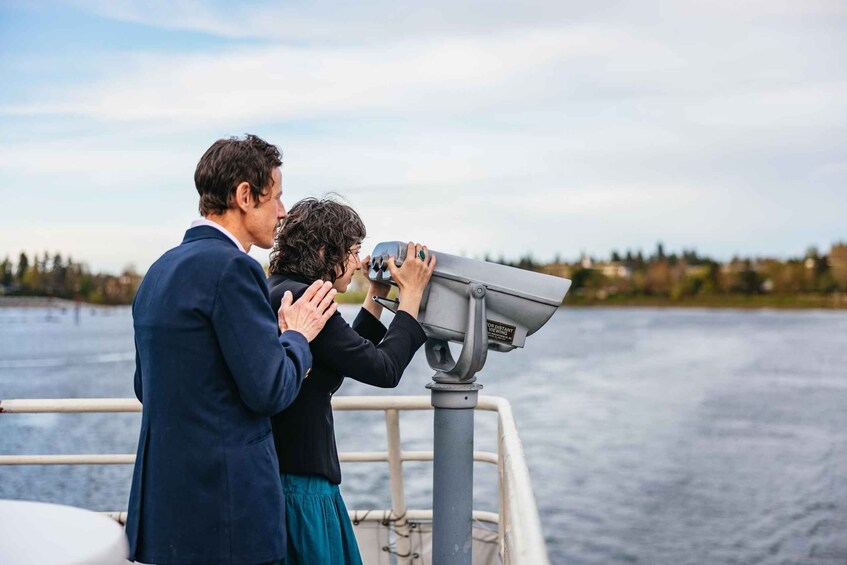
[[125, 226, 312, 565]]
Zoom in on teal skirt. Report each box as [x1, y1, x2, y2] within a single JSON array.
[[280, 473, 363, 565]]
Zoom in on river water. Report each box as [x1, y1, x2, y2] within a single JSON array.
[[1, 305, 845, 564]]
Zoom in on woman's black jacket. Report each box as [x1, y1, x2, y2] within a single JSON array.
[[268, 272, 427, 484]]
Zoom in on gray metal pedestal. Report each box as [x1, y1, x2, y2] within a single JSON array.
[[428, 381, 482, 565]]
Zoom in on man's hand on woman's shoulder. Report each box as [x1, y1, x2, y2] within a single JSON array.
[[278, 280, 337, 342]]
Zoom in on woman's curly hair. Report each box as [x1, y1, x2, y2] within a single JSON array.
[[269, 197, 366, 283]]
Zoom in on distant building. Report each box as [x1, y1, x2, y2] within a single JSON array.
[[575, 254, 630, 279], [596, 262, 632, 279]]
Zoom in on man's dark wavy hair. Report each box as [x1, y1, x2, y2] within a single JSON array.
[[269, 197, 366, 284], [194, 134, 282, 216]]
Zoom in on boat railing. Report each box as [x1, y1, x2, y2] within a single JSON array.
[[0, 395, 550, 564]]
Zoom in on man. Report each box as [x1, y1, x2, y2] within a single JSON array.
[[126, 135, 336, 565]]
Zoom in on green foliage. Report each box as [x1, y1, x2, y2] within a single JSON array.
[[16, 252, 29, 283], [1, 257, 12, 286], [4, 241, 846, 307], [1, 250, 141, 305], [487, 242, 846, 307]]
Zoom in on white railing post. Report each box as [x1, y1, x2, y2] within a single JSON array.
[[498, 416, 507, 563], [496, 399, 550, 565], [385, 408, 412, 565]]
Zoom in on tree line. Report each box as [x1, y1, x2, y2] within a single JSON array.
[[0, 252, 142, 305], [492, 242, 847, 303], [3, 242, 846, 306]]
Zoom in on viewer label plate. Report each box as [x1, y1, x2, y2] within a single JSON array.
[[487, 320, 516, 345]]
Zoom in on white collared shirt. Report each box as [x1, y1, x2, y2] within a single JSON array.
[[190, 218, 246, 253]]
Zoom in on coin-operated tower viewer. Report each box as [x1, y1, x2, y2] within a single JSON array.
[[369, 241, 571, 565]]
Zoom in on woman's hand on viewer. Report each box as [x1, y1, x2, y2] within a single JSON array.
[[362, 254, 392, 319], [362, 255, 392, 298], [386, 242, 436, 319], [278, 280, 337, 342]]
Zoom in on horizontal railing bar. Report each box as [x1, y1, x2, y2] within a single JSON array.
[[0, 450, 498, 466], [0, 396, 505, 414], [331, 396, 433, 411], [0, 454, 135, 465], [471, 451, 499, 465], [0, 398, 141, 413], [341, 450, 497, 464], [349, 509, 500, 524], [471, 511, 499, 525], [102, 509, 499, 526]]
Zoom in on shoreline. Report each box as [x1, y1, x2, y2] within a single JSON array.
[[562, 294, 847, 310], [2, 294, 845, 311], [0, 296, 123, 309], [336, 290, 847, 310]]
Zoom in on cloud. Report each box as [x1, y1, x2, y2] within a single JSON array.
[[66, 0, 617, 43], [0, 25, 620, 126], [0, 220, 184, 272], [1, 1, 845, 270], [813, 161, 847, 177], [679, 82, 847, 129], [0, 138, 196, 177], [67, 0, 847, 44]]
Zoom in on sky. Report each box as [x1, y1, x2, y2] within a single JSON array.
[[0, 0, 845, 273]]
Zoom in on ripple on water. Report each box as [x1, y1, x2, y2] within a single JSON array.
[[2, 306, 847, 564]]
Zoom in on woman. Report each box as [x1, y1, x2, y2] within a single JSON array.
[[267, 197, 435, 565]]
